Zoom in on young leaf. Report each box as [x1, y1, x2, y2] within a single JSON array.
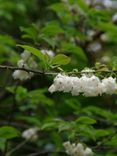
[[112, 57, 117, 70], [106, 134, 117, 146], [51, 54, 70, 65], [0, 126, 20, 139], [20, 25, 38, 42], [76, 0, 89, 13], [76, 117, 96, 125], [18, 45, 45, 62], [41, 122, 57, 130], [61, 42, 87, 62], [41, 21, 64, 37], [49, 3, 67, 13], [94, 129, 110, 139]]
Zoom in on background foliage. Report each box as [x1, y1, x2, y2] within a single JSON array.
[[0, 0, 117, 155]]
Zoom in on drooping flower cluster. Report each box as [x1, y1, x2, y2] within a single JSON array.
[[63, 141, 93, 156], [12, 50, 37, 81], [22, 127, 39, 141], [48, 73, 117, 97]]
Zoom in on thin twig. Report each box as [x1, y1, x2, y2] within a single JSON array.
[[0, 65, 57, 75], [6, 140, 27, 156], [2, 141, 8, 156], [26, 150, 66, 156], [0, 65, 117, 76]]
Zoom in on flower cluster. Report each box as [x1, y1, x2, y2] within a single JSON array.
[[12, 50, 37, 81], [48, 73, 117, 97], [22, 127, 39, 141], [63, 141, 93, 156]]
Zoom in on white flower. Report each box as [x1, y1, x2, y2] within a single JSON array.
[[41, 49, 55, 57], [74, 143, 85, 156], [48, 84, 56, 93], [81, 75, 102, 97], [101, 56, 110, 64], [53, 74, 66, 91], [86, 30, 96, 40], [87, 30, 96, 37], [100, 34, 109, 42], [21, 50, 31, 61], [102, 77, 117, 94], [22, 128, 38, 141], [84, 0, 113, 8], [63, 141, 93, 156], [63, 141, 75, 155], [71, 77, 81, 96], [53, 74, 73, 92], [87, 42, 102, 52], [17, 60, 28, 68], [84, 148, 93, 156], [84, 0, 92, 5], [112, 12, 117, 23], [49, 74, 74, 93], [111, 1, 117, 9], [12, 70, 31, 80], [62, 76, 73, 93], [103, 0, 112, 8], [13, 50, 36, 80]]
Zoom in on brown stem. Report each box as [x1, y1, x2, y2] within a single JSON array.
[[0, 65, 117, 76]]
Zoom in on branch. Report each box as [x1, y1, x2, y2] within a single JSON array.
[[0, 65, 57, 75], [0, 65, 117, 76], [6, 140, 27, 156]]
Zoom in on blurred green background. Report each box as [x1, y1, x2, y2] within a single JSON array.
[[0, 0, 117, 156]]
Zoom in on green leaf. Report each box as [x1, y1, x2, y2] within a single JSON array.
[[39, 35, 56, 48], [87, 9, 110, 27], [61, 42, 87, 62], [18, 45, 45, 62], [94, 129, 110, 139], [41, 122, 57, 130], [17, 116, 41, 126], [58, 122, 74, 132], [41, 21, 64, 37], [76, 117, 96, 125], [20, 24, 38, 42], [0, 35, 15, 46], [106, 135, 117, 146], [83, 106, 117, 122], [49, 3, 72, 23], [76, 0, 89, 13], [28, 89, 54, 106], [75, 124, 96, 140], [51, 54, 70, 65], [112, 57, 117, 70], [49, 3, 67, 13], [0, 126, 20, 139]]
